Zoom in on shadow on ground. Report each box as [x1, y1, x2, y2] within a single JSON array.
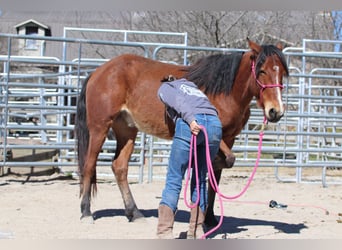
[[92, 208, 307, 239]]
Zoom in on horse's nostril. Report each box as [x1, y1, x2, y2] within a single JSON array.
[[269, 108, 276, 119], [268, 108, 284, 122]]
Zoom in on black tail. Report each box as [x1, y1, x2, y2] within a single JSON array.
[[75, 75, 95, 194]]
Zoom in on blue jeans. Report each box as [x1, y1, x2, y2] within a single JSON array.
[[160, 114, 222, 213]]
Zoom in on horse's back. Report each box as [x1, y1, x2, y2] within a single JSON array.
[[87, 54, 186, 139], [93, 53, 185, 81]]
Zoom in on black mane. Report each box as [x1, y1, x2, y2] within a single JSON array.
[[183, 53, 243, 96], [183, 45, 289, 96]]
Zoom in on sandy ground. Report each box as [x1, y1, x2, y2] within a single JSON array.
[[0, 166, 341, 239]]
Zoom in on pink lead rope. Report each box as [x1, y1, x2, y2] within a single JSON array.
[[184, 118, 267, 239]]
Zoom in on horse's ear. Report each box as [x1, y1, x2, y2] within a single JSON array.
[[276, 42, 284, 51], [247, 37, 261, 55]]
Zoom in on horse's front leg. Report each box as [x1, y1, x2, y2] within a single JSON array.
[[205, 139, 234, 227], [112, 137, 144, 222], [205, 155, 225, 227], [219, 140, 235, 168]]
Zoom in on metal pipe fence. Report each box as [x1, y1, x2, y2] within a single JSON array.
[[0, 33, 341, 187], [149, 41, 342, 186], [0, 33, 149, 182]]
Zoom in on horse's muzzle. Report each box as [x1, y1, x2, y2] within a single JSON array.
[[266, 108, 284, 123]]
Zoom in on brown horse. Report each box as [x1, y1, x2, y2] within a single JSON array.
[[75, 38, 289, 227]]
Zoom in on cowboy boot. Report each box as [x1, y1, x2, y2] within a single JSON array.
[[156, 204, 175, 239], [187, 205, 206, 239]]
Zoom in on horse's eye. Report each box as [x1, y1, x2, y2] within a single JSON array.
[[259, 70, 266, 75]]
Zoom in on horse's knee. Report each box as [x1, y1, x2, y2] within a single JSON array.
[[224, 152, 235, 168], [213, 152, 235, 170]]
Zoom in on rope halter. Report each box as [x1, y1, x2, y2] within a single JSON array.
[[251, 60, 284, 104]]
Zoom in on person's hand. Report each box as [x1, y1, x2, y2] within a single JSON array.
[[190, 120, 201, 135]]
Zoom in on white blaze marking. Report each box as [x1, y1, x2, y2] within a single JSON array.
[[273, 65, 284, 114]]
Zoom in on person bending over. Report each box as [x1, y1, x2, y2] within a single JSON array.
[[156, 76, 222, 239]]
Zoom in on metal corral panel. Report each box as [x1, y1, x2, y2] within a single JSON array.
[[0, 33, 341, 186]]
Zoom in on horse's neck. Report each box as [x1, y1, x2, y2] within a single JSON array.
[[213, 68, 255, 127]]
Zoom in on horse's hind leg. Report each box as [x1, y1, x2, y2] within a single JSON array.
[[80, 126, 108, 222], [111, 116, 144, 222]]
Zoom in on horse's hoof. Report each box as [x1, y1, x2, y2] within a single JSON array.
[[80, 215, 94, 224], [204, 212, 218, 228], [133, 211, 145, 221], [224, 154, 235, 168], [132, 216, 147, 224], [127, 210, 145, 222]]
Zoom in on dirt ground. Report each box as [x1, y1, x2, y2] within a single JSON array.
[[0, 166, 341, 239]]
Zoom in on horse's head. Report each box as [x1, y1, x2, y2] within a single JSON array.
[[248, 38, 289, 123]]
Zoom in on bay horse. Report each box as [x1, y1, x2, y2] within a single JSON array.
[[75, 38, 289, 227]]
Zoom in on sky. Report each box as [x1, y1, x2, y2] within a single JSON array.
[[332, 11, 342, 52]]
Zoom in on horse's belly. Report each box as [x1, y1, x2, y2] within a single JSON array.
[[120, 106, 173, 140], [135, 121, 173, 140]]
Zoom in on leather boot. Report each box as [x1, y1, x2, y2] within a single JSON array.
[[156, 204, 175, 239], [187, 205, 206, 239]]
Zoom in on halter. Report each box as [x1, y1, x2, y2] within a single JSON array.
[[251, 60, 283, 103]]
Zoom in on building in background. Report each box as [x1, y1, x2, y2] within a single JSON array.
[[14, 19, 51, 57]]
